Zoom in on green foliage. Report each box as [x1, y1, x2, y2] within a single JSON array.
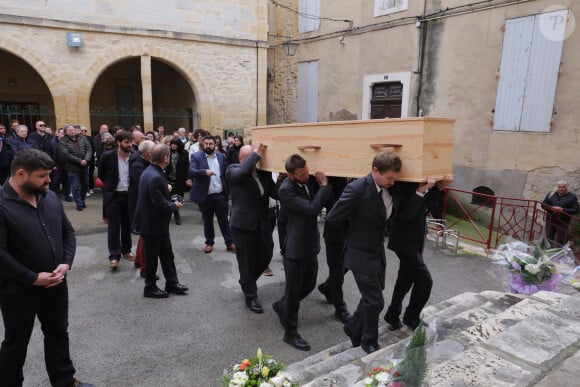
[[395, 322, 428, 387]]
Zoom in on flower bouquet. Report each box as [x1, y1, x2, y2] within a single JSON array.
[[222, 348, 298, 387], [364, 322, 430, 387], [493, 239, 568, 295]]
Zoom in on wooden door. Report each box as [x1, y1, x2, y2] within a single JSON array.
[[370, 82, 402, 119]]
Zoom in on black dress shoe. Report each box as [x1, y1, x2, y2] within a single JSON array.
[[361, 341, 380, 354], [335, 309, 352, 324], [246, 298, 264, 314], [403, 318, 427, 331], [317, 284, 332, 304], [272, 301, 284, 327], [384, 314, 403, 331], [343, 324, 361, 347], [165, 283, 188, 295], [143, 287, 169, 299], [283, 334, 311, 351]]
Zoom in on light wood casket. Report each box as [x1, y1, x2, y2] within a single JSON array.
[[251, 117, 454, 182]]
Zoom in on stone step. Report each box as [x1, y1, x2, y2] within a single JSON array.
[[287, 291, 580, 387]]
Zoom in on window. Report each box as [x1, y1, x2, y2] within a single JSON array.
[[494, 10, 568, 132], [297, 60, 319, 123], [299, 0, 320, 33], [374, 0, 408, 17]]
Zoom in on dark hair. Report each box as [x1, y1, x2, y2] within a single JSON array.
[[203, 135, 215, 143], [233, 135, 244, 144], [10, 148, 55, 175], [169, 136, 185, 152], [193, 129, 206, 138], [372, 151, 402, 173], [284, 154, 306, 174], [114, 129, 133, 143], [151, 144, 170, 163]]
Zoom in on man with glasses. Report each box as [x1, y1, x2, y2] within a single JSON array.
[[28, 121, 54, 158]]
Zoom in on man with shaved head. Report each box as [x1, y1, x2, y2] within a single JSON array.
[[225, 142, 276, 313]]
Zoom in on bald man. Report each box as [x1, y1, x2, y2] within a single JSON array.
[[225, 143, 276, 313]]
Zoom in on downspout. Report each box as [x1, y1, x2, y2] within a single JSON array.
[[416, 22, 428, 117], [256, 41, 259, 126], [416, 0, 428, 117]]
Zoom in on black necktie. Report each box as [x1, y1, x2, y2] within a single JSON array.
[[378, 189, 386, 217]]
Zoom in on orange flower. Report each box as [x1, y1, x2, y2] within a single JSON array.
[[239, 359, 251, 371]]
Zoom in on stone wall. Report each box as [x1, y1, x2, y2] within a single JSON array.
[[0, 0, 268, 132]]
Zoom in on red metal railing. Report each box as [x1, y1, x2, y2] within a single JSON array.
[[441, 188, 579, 250]]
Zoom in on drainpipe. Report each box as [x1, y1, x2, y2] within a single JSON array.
[[256, 41, 259, 127], [416, 19, 428, 117]]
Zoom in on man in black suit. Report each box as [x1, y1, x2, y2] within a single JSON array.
[[226, 142, 275, 314], [272, 154, 332, 351], [318, 176, 352, 324], [384, 176, 450, 331], [133, 144, 188, 298], [98, 130, 135, 270], [326, 151, 402, 354]]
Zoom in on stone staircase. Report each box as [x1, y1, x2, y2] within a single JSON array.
[[286, 291, 580, 386]]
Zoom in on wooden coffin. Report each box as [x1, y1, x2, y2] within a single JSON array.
[[250, 117, 454, 182]]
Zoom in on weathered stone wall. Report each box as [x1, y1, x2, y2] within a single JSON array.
[[267, 0, 298, 125], [0, 0, 268, 132], [0, 0, 266, 41]]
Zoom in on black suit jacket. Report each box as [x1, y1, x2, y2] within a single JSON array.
[[387, 182, 437, 257], [226, 152, 275, 231], [326, 174, 390, 280], [98, 149, 125, 207], [132, 164, 177, 236], [278, 175, 332, 260]]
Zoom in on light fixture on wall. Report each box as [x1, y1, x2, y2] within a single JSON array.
[[283, 41, 298, 56], [66, 32, 82, 52]]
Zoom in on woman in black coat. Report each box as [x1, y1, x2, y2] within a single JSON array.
[[166, 137, 190, 224]]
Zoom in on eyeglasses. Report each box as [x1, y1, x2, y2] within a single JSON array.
[[39, 124, 46, 127]]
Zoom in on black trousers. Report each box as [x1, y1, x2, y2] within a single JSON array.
[[347, 271, 384, 345], [0, 283, 75, 387], [386, 251, 433, 322], [143, 234, 179, 289], [232, 226, 273, 300], [320, 237, 347, 310], [198, 193, 233, 246], [277, 256, 318, 336], [106, 193, 132, 260]]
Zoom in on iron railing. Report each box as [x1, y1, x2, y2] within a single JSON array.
[[442, 188, 580, 250], [89, 107, 199, 133], [0, 104, 56, 131]]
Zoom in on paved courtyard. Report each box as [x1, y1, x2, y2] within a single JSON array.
[[5, 193, 569, 386]]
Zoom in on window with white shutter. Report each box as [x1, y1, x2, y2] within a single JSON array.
[[494, 10, 567, 132], [299, 0, 320, 33], [297, 60, 319, 123], [374, 0, 408, 17]]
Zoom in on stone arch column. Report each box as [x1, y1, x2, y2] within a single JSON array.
[[76, 43, 211, 132]]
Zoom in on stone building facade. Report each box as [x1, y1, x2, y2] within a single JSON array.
[[0, 0, 268, 135], [267, 0, 580, 200]]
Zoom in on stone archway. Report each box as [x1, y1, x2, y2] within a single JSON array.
[[0, 47, 56, 129], [77, 43, 211, 132]]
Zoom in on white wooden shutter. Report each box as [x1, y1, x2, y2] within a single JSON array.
[[297, 61, 319, 123], [494, 10, 566, 132], [519, 10, 566, 132], [299, 0, 320, 33]]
